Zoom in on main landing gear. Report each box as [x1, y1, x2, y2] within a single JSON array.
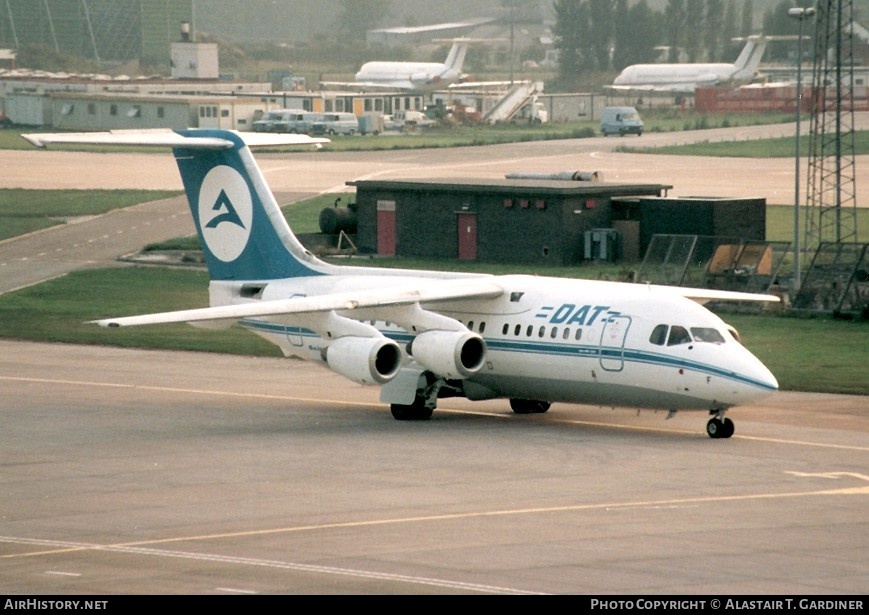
[[389, 372, 554, 420], [390, 372, 438, 421], [706, 415, 735, 439], [510, 399, 551, 414], [390, 393, 435, 421]]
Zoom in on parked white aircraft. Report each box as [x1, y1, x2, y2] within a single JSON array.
[[321, 39, 472, 92], [24, 129, 780, 438], [611, 36, 770, 93]]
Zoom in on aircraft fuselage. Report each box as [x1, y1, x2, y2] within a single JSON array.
[[227, 273, 778, 414]]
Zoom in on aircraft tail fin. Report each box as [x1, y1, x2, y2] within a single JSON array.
[[733, 36, 768, 77], [172, 130, 332, 281], [444, 42, 468, 72]]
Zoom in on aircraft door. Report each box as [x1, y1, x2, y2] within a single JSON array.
[[599, 315, 631, 371], [284, 294, 306, 347], [284, 325, 304, 348]]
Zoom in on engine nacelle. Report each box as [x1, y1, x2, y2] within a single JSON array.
[[324, 336, 402, 385], [407, 330, 486, 379]]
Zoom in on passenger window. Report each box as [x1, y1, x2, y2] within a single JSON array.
[[550, 327, 558, 339], [667, 326, 692, 346], [514, 324, 521, 336], [691, 327, 725, 344], [479, 322, 486, 333], [538, 326, 545, 338], [649, 324, 668, 346], [563, 328, 570, 340], [502, 323, 509, 335], [526, 325, 533, 337], [467, 321, 474, 331], [575, 329, 582, 341]]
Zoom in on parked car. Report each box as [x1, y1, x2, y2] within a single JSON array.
[[310, 112, 359, 136], [391, 110, 436, 130], [382, 114, 404, 131]]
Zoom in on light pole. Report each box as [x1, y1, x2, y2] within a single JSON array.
[[788, 6, 816, 295]]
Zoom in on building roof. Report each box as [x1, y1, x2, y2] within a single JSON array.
[[347, 177, 672, 197]]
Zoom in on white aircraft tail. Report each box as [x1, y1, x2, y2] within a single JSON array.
[[444, 42, 468, 72], [732, 36, 768, 80]]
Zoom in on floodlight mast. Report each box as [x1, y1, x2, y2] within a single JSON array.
[[787, 6, 816, 295]]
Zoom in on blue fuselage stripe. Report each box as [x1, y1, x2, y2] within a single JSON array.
[[239, 319, 776, 392]]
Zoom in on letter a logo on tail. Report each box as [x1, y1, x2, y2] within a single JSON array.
[[206, 189, 246, 230], [197, 165, 253, 262]]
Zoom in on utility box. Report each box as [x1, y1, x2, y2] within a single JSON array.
[[584, 228, 620, 261]]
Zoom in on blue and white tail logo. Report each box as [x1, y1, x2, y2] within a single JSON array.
[[198, 165, 253, 263], [173, 129, 327, 281]]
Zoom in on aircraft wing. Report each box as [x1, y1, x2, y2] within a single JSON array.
[[90, 277, 504, 328], [448, 80, 517, 90], [319, 80, 417, 92], [22, 129, 329, 149], [607, 84, 696, 94]]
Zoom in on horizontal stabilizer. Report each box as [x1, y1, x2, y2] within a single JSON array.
[[22, 129, 329, 149]]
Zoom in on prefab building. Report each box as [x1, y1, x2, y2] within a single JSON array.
[[44, 93, 270, 131], [347, 178, 673, 265]]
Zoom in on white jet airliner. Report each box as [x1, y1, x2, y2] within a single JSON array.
[[24, 129, 779, 438], [611, 36, 770, 93], [321, 39, 471, 92]]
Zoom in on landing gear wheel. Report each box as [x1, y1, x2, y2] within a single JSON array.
[[390, 397, 433, 421], [510, 399, 551, 414], [706, 417, 735, 439]]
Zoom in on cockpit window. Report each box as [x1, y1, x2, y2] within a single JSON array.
[[649, 324, 668, 346], [690, 327, 726, 344], [667, 325, 692, 346]]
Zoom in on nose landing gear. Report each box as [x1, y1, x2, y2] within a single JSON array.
[[706, 415, 735, 439]]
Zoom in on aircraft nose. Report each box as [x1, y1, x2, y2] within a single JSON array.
[[743, 352, 779, 398], [756, 362, 779, 392]]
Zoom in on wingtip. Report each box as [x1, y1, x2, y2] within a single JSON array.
[[21, 134, 46, 148], [87, 319, 120, 328]]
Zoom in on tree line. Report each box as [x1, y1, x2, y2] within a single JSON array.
[[552, 0, 820, 88]]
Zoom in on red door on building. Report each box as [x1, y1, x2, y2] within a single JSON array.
[[457, 212, 477, 260], [377, 200, 396, 256]]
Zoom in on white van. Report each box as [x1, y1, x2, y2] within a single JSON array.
[[252, 109, 290, 132], [600, 106, 643, 136], [311, 113, 359, 136], [274, 110, 322, 134]]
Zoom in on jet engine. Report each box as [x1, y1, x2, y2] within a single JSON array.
[[407, 330, 486, 379], [324, 336, 402, 385]]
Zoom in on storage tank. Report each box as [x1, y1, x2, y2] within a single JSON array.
[[319, 204, 358, 234]]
